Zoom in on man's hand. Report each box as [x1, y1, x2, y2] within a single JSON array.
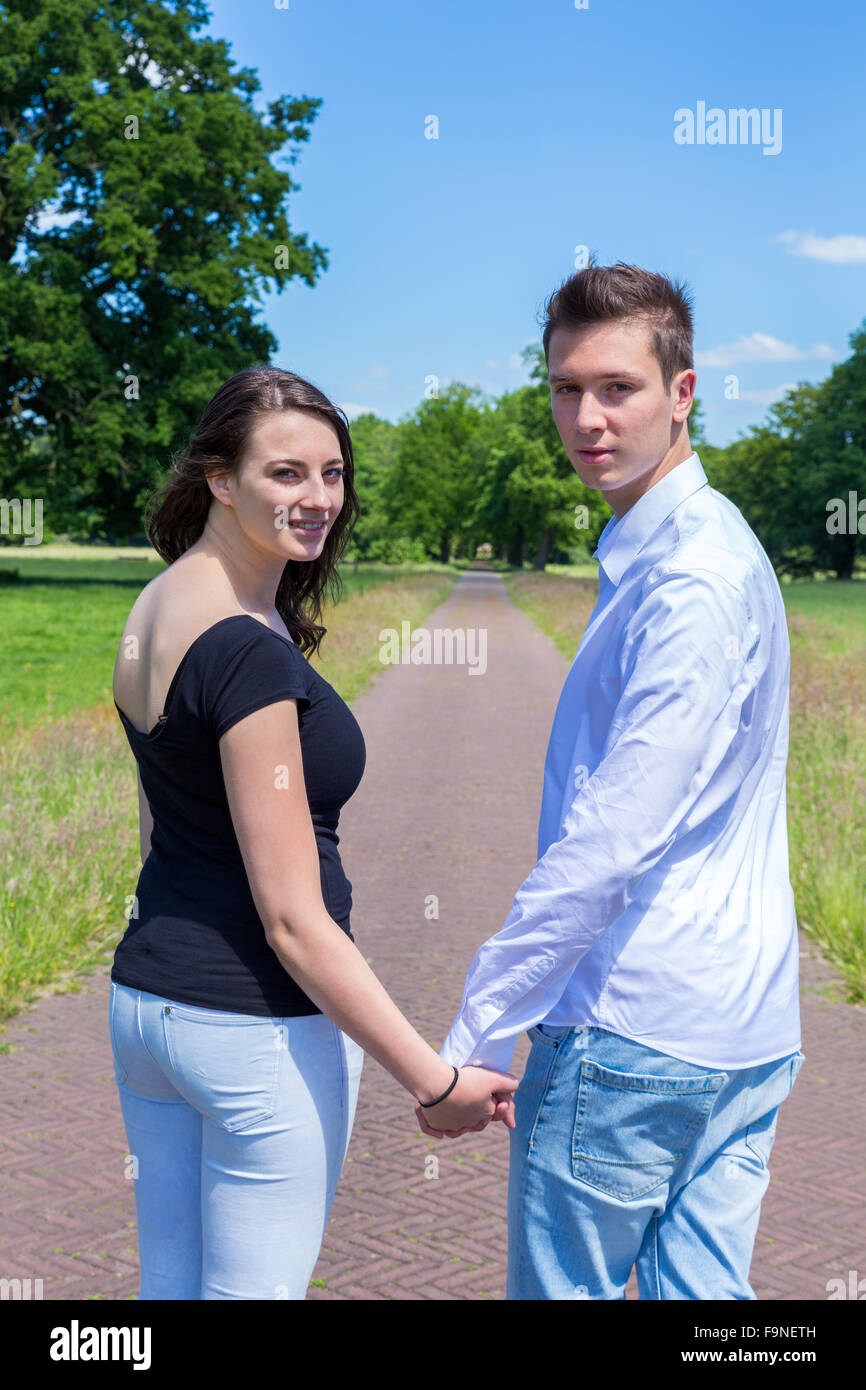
[[415, 1070, 519, 1139]]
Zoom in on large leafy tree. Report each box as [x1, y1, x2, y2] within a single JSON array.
[[0, 0, 328, 539]]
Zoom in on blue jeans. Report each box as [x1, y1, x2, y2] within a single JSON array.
[[108, 980, 364, 1299], [507, 1024, 805, 1300]]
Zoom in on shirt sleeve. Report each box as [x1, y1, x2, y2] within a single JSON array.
[[204, 623, 311, 740], [439, 569, 760, 1072]]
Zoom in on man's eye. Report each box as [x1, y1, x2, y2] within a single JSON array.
[[610, 383, 632, 392]]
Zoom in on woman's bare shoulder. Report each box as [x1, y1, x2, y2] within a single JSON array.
[[119, 557, 294, 655], [120, 562, 211, 647], [114, 559, 245, 707]]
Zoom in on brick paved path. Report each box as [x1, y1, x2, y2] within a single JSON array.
[[0, 571, 863, 1300]]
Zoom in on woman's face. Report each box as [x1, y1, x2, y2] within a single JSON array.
[[220, 409, 346, 561]]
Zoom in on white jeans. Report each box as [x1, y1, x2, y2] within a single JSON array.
[[109, 979, 364, 1299]]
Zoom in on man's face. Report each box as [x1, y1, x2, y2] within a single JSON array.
[[548, 318, 694, 519]]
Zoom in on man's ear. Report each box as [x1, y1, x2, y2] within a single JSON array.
[[673, 369, 696, 423]]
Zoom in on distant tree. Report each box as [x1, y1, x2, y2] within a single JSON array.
[[491, 344, 612, 567], [709, 325, 866, 580], [688, 393, 709, 448], [383, 385, 489, 563], [798, 322, 866, 579], [343, 413, 399, 559]]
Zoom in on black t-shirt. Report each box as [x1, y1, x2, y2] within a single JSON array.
[[111, 614, 366, 1016]]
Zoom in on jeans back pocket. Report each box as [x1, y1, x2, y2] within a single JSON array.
[[163, 1005, 282, 1134], [572, 1058, 726, 1201]]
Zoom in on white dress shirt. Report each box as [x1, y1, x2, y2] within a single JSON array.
[[440, 451, 801, 1073]]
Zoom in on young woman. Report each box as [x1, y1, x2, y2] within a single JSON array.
[[109, 366, 518, 1300]]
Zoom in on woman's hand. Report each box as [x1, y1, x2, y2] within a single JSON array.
[[414, 1066, 519, 1139]]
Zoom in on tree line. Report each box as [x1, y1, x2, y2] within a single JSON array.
[[346, 333, 866, 581], [1, 0, 862, 579]]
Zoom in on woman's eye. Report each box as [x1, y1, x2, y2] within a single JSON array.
[[275, 469, 344, 479]]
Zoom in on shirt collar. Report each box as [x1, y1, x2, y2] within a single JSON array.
[[593, 451, 708, 587]]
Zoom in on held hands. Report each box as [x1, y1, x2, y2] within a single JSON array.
[[415, 1065, 519, 1140]]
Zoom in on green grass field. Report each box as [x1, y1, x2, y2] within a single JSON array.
[[0, 544, 455, 731], [1, 546, 863, 1034]]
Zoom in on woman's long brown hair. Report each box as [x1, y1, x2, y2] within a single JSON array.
[[142, 366, 360, 656]]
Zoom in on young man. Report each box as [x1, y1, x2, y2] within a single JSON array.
[[432, 258, 805, 1299]]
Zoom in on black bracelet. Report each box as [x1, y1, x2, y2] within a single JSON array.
[[419, 1065, 460, 1108]]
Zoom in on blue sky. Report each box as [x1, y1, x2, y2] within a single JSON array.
[[199, 1, 863, 445]]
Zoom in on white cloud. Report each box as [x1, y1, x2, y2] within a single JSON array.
[[695, 332, 838, 368], [339, 402, 378, 420], [735, 382, 799, 405], [773, 230, 866, 263], [483, 353, 525, 371]]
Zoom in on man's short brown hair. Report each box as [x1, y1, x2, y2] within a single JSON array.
[[541, 255, 695, 393]]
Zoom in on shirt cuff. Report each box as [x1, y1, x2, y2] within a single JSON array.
[[438, 952, 560, 1072], [439, 1017, 519, 1074]]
